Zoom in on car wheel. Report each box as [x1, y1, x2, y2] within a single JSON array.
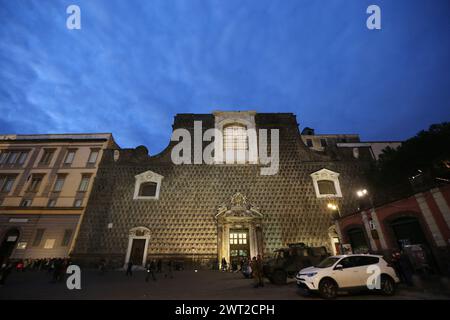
[[380, 275, 396, 296], [319, 278, 338, 299], [272, 270, 287, 285]]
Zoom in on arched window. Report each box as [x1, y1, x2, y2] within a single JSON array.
[[223, 124, 248, 152], [317, 180, 337, 195], [223, 124, 248, 163]]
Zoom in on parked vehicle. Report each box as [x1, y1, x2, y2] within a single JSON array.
[[296, 254, 400, 299], [263, 243, 329, 285]]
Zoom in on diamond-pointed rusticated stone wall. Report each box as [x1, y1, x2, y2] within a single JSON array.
[[72, 113, 372, 267]]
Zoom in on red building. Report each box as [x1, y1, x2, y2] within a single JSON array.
[[335, 184, 450, 275]]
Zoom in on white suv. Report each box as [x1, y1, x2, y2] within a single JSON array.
[[296, 254, 400, 299]]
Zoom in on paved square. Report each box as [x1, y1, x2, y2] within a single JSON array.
[[1, 269, 449, 300]]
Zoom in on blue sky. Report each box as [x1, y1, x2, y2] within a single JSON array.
[[1, 0, 449, 153]]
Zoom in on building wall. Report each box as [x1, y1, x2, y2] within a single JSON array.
[[0, 214, 80, 259], [72, 113, 373, 267], [0, 134, 116, 261], [337, 184, 450, 274]]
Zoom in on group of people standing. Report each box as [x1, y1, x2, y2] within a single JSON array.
[[124, 259, 175, 281], [0, 257, 72, 285], [221, 255, 265, 288]]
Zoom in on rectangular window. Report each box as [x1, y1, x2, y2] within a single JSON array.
[[44, 239, 55, 249], [0, 151, 28, 165], [78, 175, 90, 192], [74, 199, 83, 207], [39, 149, 55, 165], [0, 152, 9, 164], [7, 152, 19, 164], [139, 182, 157, 197], [20, 199, 32, 207], [0, 176, 16, 192], [32, 229, 45, 247], [317, 180, 337, 195], [320, 139, 327, 147], [88, 149, 99, 164], [61, 229, 73, 246], [53, 175, 66, 192], [47, 199, 57, 207], [64, 149, 76, 164], [28, 175, 43, 192], [306, 139, 313, 147]]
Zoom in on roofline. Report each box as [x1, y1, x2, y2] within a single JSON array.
[[0, 133, 114, 142], [301, 134, 360, 137]]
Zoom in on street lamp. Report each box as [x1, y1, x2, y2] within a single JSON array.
[[327, 202, 341, 217], [356, 188, 375, 209], [356, 189, 368, 198]]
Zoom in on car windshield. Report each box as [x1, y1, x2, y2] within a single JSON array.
[[315, 257, 340, 268]]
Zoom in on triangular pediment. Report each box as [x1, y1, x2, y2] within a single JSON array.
[[135, 170, 164, 182], [310, 168, 339, 179]]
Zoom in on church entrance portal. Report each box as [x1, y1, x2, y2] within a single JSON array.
[[229, 229, 250, 265], [216, 193, 263, 268]]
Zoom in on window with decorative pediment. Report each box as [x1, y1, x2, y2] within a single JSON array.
[[133, 170, 163, 200], [223, 124, 248, 152], [213, 111, 258, 164], [310, 168, 342, 198]]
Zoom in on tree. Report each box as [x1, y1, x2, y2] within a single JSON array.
[[368, 122, 450, 203]]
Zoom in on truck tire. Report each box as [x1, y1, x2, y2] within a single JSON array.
[[272, 269, 287, 285]]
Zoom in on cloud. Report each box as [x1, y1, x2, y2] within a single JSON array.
[[0, 0, 449, 152]]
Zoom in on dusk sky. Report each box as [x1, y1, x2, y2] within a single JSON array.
[[1, 0, 449, 154]]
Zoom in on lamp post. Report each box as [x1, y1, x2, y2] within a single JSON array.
[[327, 202, 344, 255], [356, 188, 375, 209]]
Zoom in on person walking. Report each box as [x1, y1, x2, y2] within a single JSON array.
[[145, 260, 157, 282], [157, 259, 162, 273], [398, 250, 414, 286], [251, 255, 264, 288], [165, 260, 174, 279], [221, 258, 228, 272], [126, 260, 133, 277], [0, 261, 13, 286]]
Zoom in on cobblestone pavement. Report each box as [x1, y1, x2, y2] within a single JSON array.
[[1, 269, 449, 300]]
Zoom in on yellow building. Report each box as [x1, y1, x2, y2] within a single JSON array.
[[0, 134, 117, 264]]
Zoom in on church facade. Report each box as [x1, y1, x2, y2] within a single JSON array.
[[72, 111, 374, 268]]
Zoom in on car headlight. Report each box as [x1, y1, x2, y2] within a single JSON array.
[[300, 272, 317, 277]]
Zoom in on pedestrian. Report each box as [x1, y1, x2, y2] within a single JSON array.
[[165, 260, 174, 279], [398, 250, 414, 286], [157, 259, 162, 273], [98, 259, 106, 275], [145, 260, 156, 282], [221, 257, 227, 272], [251, 255, 264, 288], [126, 260, 133, 277], [0, 261, 14, 286]]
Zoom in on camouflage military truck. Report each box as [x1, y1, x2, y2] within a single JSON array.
[[263, 243, 329, 285]]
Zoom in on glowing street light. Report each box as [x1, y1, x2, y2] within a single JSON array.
[[356, 189, 368, 197], [327, 202, 341, 217], [327, 203, 338, 211]]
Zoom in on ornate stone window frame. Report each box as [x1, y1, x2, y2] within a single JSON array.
[[133, 170, 163, 200], [310, 168, 343, 198], [124, 226, 151, 268], [213, 111, 258, 164]]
